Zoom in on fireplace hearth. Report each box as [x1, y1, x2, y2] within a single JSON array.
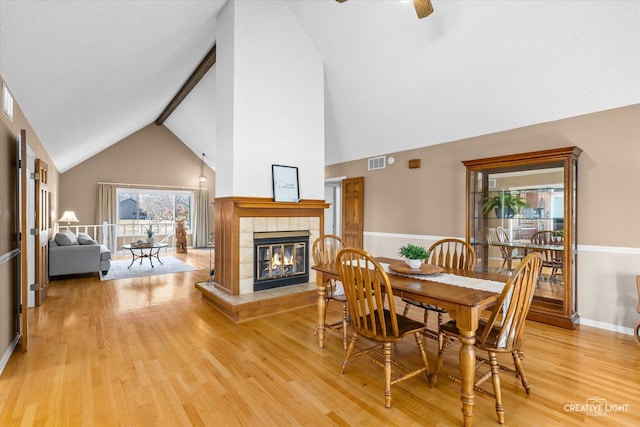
[[254, 231, 310, 291]]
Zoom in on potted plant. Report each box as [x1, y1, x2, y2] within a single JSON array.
[[398, 244, 429, 269], [145, 224, 155, 243], [482, 191, 528, 219]]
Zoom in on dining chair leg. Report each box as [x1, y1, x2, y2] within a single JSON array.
[[414, 332, 430, 380], [512, 351, 531, 394], [437, 312, 444, 349], [384, 342, 392, 408], [489, 352, 505, 424], [341, 302, 349, 350], [430, 333, 453, 387], [340, 332, 358, 374], [402, 303, 410, 317]]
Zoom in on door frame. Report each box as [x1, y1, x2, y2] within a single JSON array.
[[19, 129, 28, 351], [324, 177, 345, 236], [26, 146, 36, 307]]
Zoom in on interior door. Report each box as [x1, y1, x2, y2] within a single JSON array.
[[342, 177, 364, 249], [35, 158, 49, 306]]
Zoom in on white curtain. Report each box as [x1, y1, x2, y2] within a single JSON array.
[[97, 183, 117, 252], [192, 188, 209, 247]]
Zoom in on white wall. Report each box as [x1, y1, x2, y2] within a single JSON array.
[[577, 246, 640, 334], [215, 0, 236, 197], [216, 0, 325, 199]]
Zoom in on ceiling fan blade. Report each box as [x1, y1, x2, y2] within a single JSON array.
[[336, 0, 434, 20], [413, 0, 434, 19]]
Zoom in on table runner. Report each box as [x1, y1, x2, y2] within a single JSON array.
[[380, 262, 505, 293], [381, 262, 514, 346]]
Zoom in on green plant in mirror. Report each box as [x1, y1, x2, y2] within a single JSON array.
[[398, 244, 429, 260], [482, 191, 528, 217]]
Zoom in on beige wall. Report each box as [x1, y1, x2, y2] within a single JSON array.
[[59, 123, 215, 234], [326, 104, 640, 331], [326, 104, 640, 247]]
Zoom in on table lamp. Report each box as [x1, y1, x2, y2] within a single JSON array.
[[58, 211, 79, 228]]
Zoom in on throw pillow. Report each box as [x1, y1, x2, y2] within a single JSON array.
[[54, 230, 78, 246], [78, 232, 97, 245]]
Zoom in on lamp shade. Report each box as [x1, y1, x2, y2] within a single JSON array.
[[58, 211, 79, 224]]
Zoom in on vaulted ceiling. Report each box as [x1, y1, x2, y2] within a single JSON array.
[[1, 0, 638, 173]]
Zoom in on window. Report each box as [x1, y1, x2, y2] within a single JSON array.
[[117, 188, 193, 235], [2, 82, 14, 120]]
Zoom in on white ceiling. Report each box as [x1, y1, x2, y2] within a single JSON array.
[[1, 0, 638, 173]]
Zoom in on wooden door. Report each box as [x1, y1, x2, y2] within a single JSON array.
[[35, 159, 49, 306], [342, 177, 364, 249]]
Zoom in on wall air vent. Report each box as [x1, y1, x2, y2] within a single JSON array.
[[368, 155, 386, 171]]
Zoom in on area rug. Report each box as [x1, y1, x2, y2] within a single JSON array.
[[100, 256, 197, 281]]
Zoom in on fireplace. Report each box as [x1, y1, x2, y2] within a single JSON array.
[[254, 231, 310, 291]]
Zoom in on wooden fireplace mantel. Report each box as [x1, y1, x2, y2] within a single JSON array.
[[213, 197, 329, 296]]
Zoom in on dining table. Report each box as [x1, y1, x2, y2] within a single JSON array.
[[312, 257, 509, 427], [489, 239, 563, 255], [489, 240, 564, 276]]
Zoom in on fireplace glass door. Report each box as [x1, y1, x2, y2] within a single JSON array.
[[253, 231, 310, 291], [257, 242, 306, 280]]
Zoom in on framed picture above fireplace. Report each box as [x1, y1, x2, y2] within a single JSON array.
[[272, 164, 300, 202]]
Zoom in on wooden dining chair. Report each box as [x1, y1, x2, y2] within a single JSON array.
[[402, 238, 476, 345], [495, 226, 525, 273], [312, 234, 349, 349], [336, 248, 430, 408], [530, 230, 564, 281], [430, 252, 543, 424]]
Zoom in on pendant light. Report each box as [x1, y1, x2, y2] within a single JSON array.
[[199, 153, 207, 185]]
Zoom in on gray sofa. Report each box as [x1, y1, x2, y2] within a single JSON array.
[[49, 231, 111, 277]]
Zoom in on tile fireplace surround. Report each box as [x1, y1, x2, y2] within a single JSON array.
[[213, 197, 328, 296], [241, 218, 317, 294]]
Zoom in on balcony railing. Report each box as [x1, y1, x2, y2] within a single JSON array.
[[59, 220, 188, 255]]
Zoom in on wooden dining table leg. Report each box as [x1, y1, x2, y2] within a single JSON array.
[[459, 329, 476, 427], [316, 272, 327, 348]]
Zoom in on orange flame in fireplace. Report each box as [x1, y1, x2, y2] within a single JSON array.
[[271, 253, 293, 270]]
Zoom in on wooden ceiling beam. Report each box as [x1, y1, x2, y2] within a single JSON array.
[[155, 43, 217, 126]]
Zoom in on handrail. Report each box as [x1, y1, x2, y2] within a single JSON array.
[[59, 220, 187, 255]]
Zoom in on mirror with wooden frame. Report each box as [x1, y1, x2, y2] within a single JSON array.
[[463, 146, 581, 329]]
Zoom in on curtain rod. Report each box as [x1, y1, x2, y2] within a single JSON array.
[[97, 181, 202, 191]]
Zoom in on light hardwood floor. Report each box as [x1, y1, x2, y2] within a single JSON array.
[[1, 249, 639, 426]]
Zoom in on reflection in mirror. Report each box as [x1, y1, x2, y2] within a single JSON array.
[[482, 167, 565, 304], [464, 146, 581, 329]]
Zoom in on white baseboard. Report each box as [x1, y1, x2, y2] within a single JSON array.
[[0, 335, 20, 376], [579, 318, 635, 336]]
